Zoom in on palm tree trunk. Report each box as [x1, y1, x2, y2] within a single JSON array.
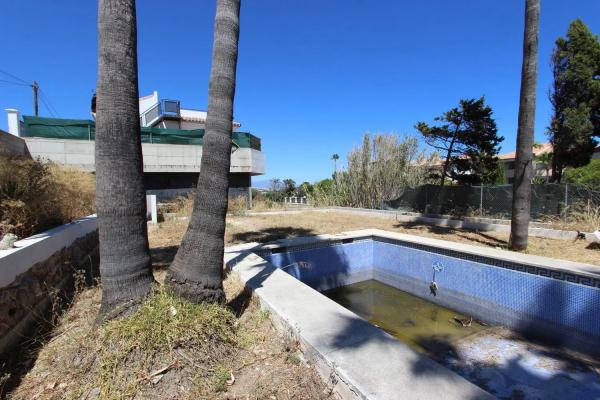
[[95, 0, 154, 319], [510, 0, 540, 250], [166, 0, 241, 303]]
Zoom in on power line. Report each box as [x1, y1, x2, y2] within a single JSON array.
[[38, 94, 57, 118], [38, 88, 61, 118], [0, 79, 30, 87], [0, 70, 62, 119], [0, 69, 30, 85]]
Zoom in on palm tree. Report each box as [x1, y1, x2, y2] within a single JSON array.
[[95, 0, 154, 318], [535, 151, 553, 181], [510, 0, 540, 251], [166, 0, 241, 303], [331, 153, 340, 174]]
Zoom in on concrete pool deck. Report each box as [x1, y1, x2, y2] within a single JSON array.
[[225, 229, 600, 399]]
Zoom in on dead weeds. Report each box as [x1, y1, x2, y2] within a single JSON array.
[[7, 269, 335, 400], [216, 210, 599, 266]]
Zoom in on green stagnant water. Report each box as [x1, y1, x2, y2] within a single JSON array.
[[323, 280, 489, 353]]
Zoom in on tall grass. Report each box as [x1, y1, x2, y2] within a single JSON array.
[[563, 201, 600, 232], [169, 192, 249, 218], [308, 133, 437, 208], [0, 156, 96, 238]]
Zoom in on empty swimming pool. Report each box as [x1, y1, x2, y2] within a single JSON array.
[[255, 230, 600, 400]]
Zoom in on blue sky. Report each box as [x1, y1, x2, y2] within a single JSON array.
[[1, 1, 599, 184]]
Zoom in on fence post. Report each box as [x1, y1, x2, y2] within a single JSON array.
[[563, 184, 569, 222], [479, 185, 484, 216]]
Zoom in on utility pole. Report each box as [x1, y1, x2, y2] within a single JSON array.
[[32, 80, 39, 116]]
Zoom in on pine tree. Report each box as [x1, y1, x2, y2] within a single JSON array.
[[416, 98, 504, 186], [548, 19, 600, 182]]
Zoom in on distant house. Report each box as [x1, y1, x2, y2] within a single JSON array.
[[4, 91, 265, 203], [498, 142, 600, 184], [137, 91, 242, 131]]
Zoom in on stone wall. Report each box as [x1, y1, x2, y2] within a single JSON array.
[[0, 129, 30, 158], [0, 230, 99, 356]]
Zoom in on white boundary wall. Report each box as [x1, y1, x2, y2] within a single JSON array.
[[0, 215, 98, 288]]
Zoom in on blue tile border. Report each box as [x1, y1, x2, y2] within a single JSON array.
[[254, 235, 600, 289], [255, 236, 372, 257], [373, 236, 600, 289]]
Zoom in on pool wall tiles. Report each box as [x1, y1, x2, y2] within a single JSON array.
[[262, 238, 600, 341], [264, 240, 373, 291], [372, 241, 600, 339]]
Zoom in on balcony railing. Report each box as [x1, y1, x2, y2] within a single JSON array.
[[140, 99, 181, 127]]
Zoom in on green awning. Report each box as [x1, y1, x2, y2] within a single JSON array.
[[21, 116, 261, 151]]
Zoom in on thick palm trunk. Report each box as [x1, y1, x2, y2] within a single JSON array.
[[166, 0, 241, 302], [96, 0, 154, 318], [510, 0, 540, 250]]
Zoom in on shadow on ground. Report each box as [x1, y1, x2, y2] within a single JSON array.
[[395, 221, 508, 248], [586, 242, 600, 250], [231, 227, 317, 244], [150, 245, 178, 270]]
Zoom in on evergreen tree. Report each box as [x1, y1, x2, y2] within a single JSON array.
[[416, 98, 504, 186], [548, 19, 600, 182], [283, 179, 297, 196]]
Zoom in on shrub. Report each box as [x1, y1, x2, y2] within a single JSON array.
[[564, 159, 600, 188], [307, 133, 437, 208], [0, 156, 96, 239]]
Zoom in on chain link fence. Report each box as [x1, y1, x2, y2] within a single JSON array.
[[385, 184, 600, 220]]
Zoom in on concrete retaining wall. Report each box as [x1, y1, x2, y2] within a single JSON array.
[[22, 137, 265, 174], [0, 216, 99, 356]]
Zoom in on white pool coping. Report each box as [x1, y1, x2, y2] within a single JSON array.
[[225, 229, 503, 400]]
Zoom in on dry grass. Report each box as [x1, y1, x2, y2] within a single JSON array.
[[221, 210, 600, 265], [0, 156, 95, 238], [251, 199, 285, 212], [8, 259, 334, 400], [539, 202, 600, 233], [148, 209, 599, 266], [165, 193, 260, 218], [227, 195, 247, 216]]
